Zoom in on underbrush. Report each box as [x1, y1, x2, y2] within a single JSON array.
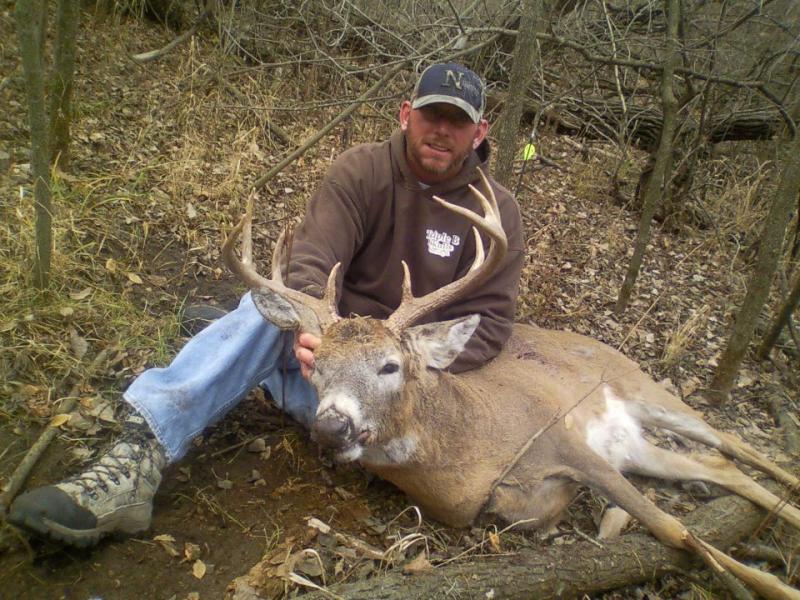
[[0, 171, 181, 423], [0, 16, 395, 427]]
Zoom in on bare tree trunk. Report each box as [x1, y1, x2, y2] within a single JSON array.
[[49, 0, 80, 170], [16, 0, 53, 289], [758, 266, 800, 359], [493, 0, 543, 188], [709, 119, 800, 403], [285, 493, 768, 600], [614, 0, 680, 315]]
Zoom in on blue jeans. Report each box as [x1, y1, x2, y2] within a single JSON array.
[[124, 293, 318, 463]]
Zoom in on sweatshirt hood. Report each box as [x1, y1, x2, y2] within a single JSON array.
[[390, 128, 491, 196]]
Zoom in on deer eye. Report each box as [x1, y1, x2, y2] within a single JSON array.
[[378, 362, 399, 375]]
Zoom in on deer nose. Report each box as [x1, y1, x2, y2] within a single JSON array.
[[312, 412, 353, 449]]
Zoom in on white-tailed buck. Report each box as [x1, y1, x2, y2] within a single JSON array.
[[224, 171, 800, 599]]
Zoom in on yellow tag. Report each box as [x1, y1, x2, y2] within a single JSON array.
[[522, 143, 537, 160]]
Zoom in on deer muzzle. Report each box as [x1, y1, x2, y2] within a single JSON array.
[[311, 411, 354, 450]]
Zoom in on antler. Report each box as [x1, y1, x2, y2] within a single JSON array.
[[222, 195, 342, 331], [385, 168, 508, 335]]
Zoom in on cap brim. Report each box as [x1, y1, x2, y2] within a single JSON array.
[[411, 95, 482, 124]]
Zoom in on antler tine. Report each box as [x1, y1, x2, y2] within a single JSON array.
[[241, 191, 255, 266], [467, 226, 484, 274], [222, 211, 271, 291], [223, 207, 342, 330], [270, 228, 288, 282], [385, 168, 508, 335], [269, 227, 341, 318]]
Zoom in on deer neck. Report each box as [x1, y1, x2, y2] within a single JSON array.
[[361, 368, 475, 468]]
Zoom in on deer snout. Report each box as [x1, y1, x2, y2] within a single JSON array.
[[312, 412, 354, 449]]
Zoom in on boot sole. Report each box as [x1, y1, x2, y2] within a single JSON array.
[[11, 502, 152, 548]]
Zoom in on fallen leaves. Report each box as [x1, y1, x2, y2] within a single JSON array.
[[69, 287, 93, 301], [403, 552, 433, 575], [246, 437, 267, 453], [69, 328, 89, 359], [49, 413, 71, 428], [153, 535, 210, 582], [192, 560, 207, 579], [154, 534, 180, 557], [488, 531, 502, 553], [126, 272, 144, 285]]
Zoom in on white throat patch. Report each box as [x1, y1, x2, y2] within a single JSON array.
[[360, 433, 419, 466]]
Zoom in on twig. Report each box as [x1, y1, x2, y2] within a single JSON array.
[[0, 348, 112, 516], [435, 517, 539, 567], [572, 525, 605, 548], [251, 61, 408, 192], [484, 378, 609, 505], [444, 0, 467, 36], [561, 135, 619, 161], [131, 10, 209, 63], [213, 72, 292, 145], [199, 433, 265, 460], [251, 32, 502, 191], [616, 240, 707, 352], [684, 534, 755, 600], [735, 543, 788, 567]]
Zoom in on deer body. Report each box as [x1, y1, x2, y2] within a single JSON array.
[[223, 171, 800, 599], [318, 321, 800, 533]]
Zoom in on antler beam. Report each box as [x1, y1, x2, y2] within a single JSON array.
[[222, 197, 341, 331], [385, 168, 508, 334]]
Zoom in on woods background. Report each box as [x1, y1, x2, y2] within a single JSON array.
[[1, 0, 799, 598]]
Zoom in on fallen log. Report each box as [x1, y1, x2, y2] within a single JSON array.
[[288, 493, 783, 599], [504, 92, 785, 151]]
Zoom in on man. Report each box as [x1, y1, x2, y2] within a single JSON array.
[[9, 62, 525, 547]]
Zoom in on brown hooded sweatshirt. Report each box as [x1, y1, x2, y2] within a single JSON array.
[[286, 129, 524, 372]]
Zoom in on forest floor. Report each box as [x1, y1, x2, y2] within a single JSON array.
[[0, 8, 798, 600]]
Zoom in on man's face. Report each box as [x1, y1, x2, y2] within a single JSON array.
[[399, 101, 488, 185]]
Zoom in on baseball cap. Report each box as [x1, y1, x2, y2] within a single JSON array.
[[411, 63, 486, 124]]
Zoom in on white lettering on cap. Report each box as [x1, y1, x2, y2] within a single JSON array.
[[444, 69, 463, 90]]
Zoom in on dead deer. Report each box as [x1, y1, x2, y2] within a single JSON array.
[[223, 171, 800, 599]]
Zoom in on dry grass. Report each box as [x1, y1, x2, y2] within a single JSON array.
[[704, 155, 773, 250], [0, 166, 182, 422], [0, 14, 399, 428], [661, 305, 711, 369]]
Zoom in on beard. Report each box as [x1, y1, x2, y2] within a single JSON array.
[[404, 129, 472, 182]]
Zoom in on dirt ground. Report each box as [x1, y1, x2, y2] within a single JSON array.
[[0, 394, 421, 600], [1, 6, 798, 600]]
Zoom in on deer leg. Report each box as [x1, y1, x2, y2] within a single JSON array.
[[562, 438, 800, 600], [486, 476, 578, 534], [628, 399, 799, 489], [597, 505, 633, 539], [621, 440, 800, 531]]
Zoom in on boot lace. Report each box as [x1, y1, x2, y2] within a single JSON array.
[[67, 430, 154, 499]]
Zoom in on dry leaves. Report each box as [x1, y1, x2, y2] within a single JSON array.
[[192, 560, 207, 579], [403, 552, 433, 575], [154, 534, 180, 557]]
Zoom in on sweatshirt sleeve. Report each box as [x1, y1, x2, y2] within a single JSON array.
[[439, 188, 524, 373], [284, 159, 366, 298]]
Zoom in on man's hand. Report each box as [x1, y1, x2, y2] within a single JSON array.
[[295, 332, 321, 379]]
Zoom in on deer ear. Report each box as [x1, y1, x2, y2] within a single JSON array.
[[252, 289, 323, 336], [403, 314, 480, 370]]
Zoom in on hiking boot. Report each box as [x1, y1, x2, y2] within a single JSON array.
[[8, 428, 167, 548], [180, 303, 229, 336]]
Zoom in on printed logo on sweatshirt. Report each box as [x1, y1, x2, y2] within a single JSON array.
[[426, 229, 461, 257]]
